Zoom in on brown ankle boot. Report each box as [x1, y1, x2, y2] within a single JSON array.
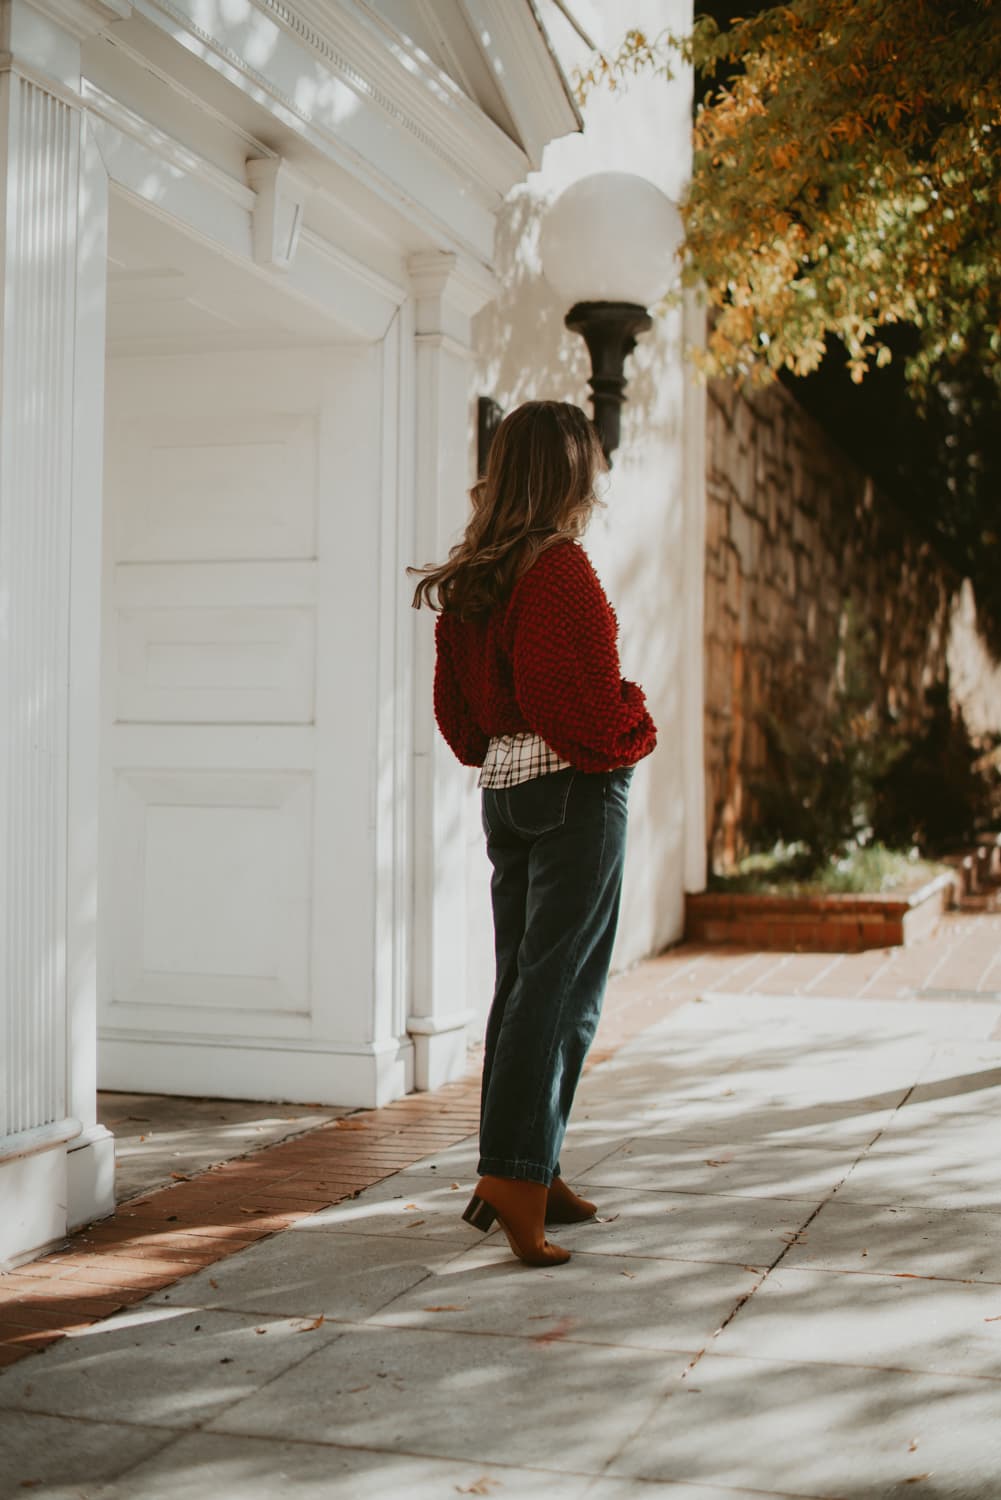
[[462, 1175, 571, 1267], [546, 1176, 597, 1224]]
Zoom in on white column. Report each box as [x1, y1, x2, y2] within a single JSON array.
[[681, 289, 708, 894], [0, 0, 119, 1267], [407, 250, 495, 1092]]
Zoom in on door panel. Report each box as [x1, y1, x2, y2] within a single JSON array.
[[99, 349, 357, 1073], [114, 412, 317, 562]]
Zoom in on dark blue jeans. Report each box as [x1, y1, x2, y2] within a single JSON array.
[[478, 766, 633, 1187]]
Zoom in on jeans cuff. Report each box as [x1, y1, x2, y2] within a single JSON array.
[[477, 1156, 553, 1188]]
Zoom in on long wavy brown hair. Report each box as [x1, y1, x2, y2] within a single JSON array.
[[409, 400, 606, 616]]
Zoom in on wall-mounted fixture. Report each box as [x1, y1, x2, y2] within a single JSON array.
[[247, 157, 310, 271], [477, 396, 504, 477], [539, 172, 684, 463]]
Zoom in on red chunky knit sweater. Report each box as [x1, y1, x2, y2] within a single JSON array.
[[433, 540, 657, 774]]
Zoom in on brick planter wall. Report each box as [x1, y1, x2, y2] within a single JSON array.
[[685, 872, 957, 953]]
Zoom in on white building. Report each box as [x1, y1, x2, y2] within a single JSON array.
[[0, 0, 703, 1269]]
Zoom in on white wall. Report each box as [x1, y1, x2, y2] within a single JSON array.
[[466, 0, 698, 1033]]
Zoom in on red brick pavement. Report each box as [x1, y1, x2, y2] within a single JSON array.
[[0, 1084, 482, 1368], [2, 909, 998, 1368], [628, 911, 1001, 1011]]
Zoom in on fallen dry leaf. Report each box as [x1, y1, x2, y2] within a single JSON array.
[[405, 1219, 426, 1228], [450, 1182, 461, 1190], [255, 1327, 267, 1335], [902, 1475, 932, 1484], [296, 1315, 325, 1332], [346, 1384, 370, 1394], [423, 1304, 465, 1313], [455, 1479, 502, 1496], [335, 1119, 369, 1131], [170, 1172, 190, 1182], [532, 1317, 577, 1345], [404, 1203, 419, 1211], [985, 1315, 1001, 1322], [595, 1213, 620, 1223], [621, 1270, 636, 1279], [908, 1439, 920, 1452], [209, 1278, 219, 1290]]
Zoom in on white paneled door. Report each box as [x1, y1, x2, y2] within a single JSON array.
[[99, 346, 407, 1105]]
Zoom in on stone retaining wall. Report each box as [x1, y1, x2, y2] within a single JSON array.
[[705, 379, 1001, 871]]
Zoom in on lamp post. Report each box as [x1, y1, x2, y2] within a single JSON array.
[[539, 172, 684, 464]]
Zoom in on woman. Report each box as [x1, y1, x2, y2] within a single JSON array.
[[410, 401, 657, 1268]]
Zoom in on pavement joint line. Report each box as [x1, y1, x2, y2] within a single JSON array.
[[34, 1415, 679, 1492], [674, 1082, 923, 1388], [688, 1347, 1001, 1385], [291, 1228, 782, 1269], [0, 1403, 200, 1434]]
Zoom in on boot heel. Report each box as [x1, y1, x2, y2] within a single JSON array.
[[462, 1194, 497, 1232]]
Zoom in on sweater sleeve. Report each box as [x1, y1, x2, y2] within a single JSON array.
[[433, 614, 490, 767], [510, 544, 658, 774]]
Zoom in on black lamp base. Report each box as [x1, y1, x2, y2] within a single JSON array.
[[565, 301, 652, 464]]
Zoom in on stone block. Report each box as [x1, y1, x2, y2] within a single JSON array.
[[706, 494, 729, 554], [730, 502, 754, 576]]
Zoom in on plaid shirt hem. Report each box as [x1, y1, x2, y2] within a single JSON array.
[[478, 732, 572, 790]]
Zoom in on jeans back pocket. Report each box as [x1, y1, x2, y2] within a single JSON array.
[[503, 769, 576, 837]]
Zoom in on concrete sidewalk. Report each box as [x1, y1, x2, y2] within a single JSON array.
[[3, 980, 1001, 1499]]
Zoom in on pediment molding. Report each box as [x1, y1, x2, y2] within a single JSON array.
[[139, 0, 535, 207], [270, 0, 530, 195], [458, 0, 581, 167], [27, 0, 130, 41]]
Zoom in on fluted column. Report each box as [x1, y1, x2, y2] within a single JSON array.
[[0, 72, 78, 1144], [0, 0, 118, 1266]]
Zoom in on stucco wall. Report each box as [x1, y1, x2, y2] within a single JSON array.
[[465, 0, 697, 1033], [705, 376, 1001, 870]]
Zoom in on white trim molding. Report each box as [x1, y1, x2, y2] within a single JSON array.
[[84, 100, 404, 340], [99, 1034, 410, 1108], [0, 1118, 82, 1166], [0, 0, 129, 94], [406, 250, 492, 1092], [26, 0, 130, 40], [126, 0, 576, 260], [458, 0, 581, 167]]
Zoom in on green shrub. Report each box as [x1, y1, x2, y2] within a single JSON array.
[[872, 686, 999, 850], [709, 842, 947, 895]]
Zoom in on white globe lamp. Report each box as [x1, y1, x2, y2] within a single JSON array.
[[539, 172, 684, 461]]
